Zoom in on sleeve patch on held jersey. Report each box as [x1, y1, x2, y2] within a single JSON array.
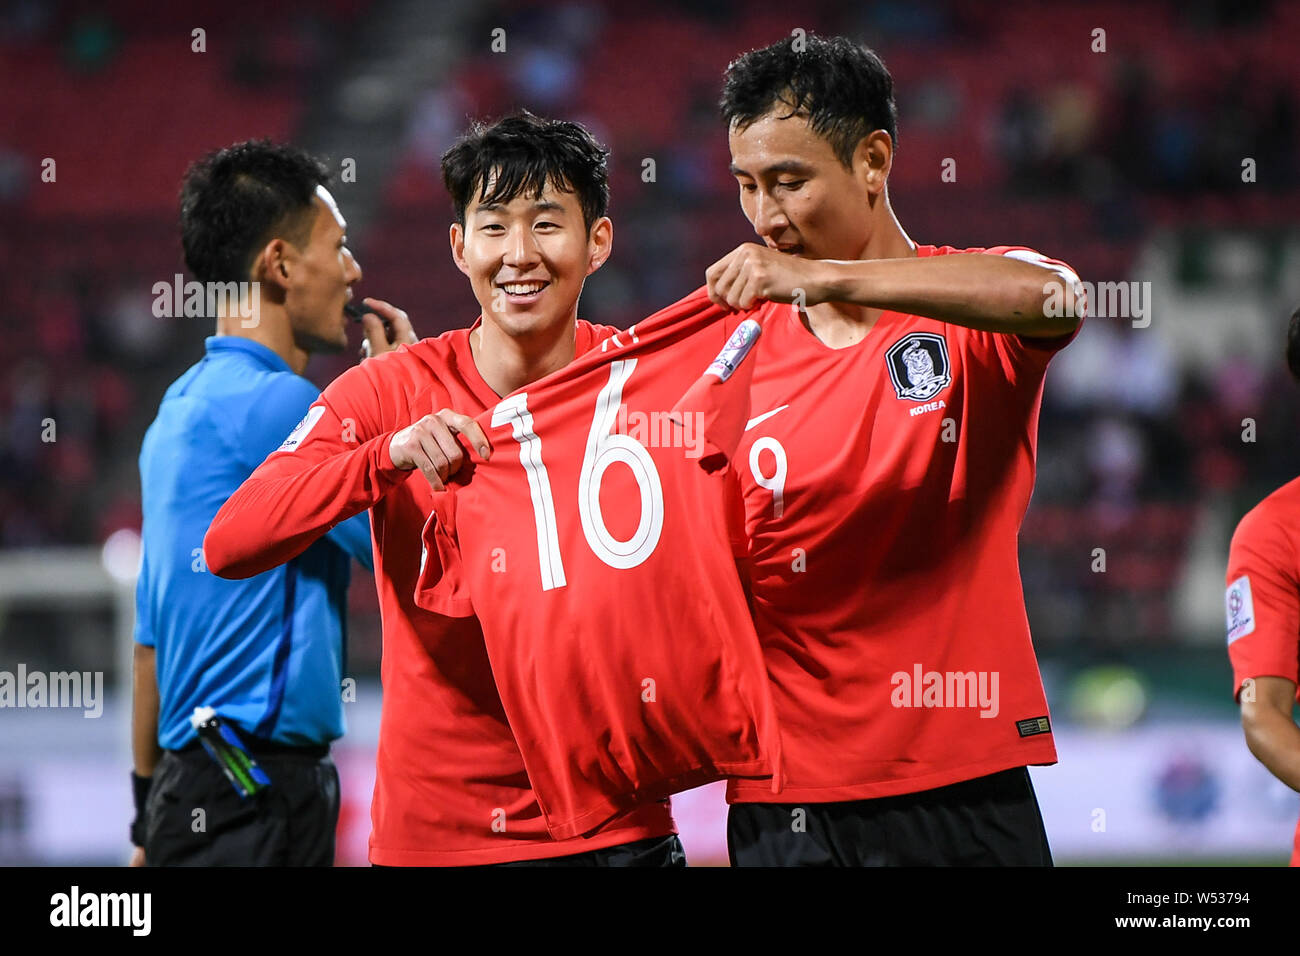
[[706, 319, 762, 382], [1225, 575, 1256, 645], [277, 405, 325, 452]]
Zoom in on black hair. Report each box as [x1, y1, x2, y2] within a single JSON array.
[[180, 139, 331, 284], [720, 33, 898, 168], [1287, 305, 1300, 382], [441, 110, 609, 232]]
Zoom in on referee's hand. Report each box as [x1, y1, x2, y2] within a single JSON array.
[[388, 409, 491, 492], [359, 298, 418, 360]]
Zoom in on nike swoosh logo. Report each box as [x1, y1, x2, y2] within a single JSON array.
[[745, 404, 790, 431]]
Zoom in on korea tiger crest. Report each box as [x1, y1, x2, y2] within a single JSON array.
[[885, 332, 952, 402]]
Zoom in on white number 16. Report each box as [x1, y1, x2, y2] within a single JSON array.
[[492, 359, 665, 591]]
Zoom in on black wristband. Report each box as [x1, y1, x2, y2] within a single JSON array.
[[130, 772, 152, 847]]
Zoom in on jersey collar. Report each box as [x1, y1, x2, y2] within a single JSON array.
[[457, 317, 597, 403], [204, 336, 293, 374]]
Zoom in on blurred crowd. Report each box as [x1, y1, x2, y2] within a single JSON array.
[[2, 0, 1299, 655]]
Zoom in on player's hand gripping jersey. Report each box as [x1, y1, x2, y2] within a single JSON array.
[[414, 288, 783, 840]]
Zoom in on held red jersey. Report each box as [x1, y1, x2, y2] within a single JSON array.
[[414, 288, 782, 841], [204, 321, 676, 865], [725, 244, 1079, 803], [1224, 475, 1300, 865]]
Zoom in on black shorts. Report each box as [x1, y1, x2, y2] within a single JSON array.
[[727, 766, 1053, 867], [491, 833, 687, 868], [144, 743, 340, 867]]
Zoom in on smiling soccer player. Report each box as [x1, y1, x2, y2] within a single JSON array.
[[704, 34, 1087, 866], [204, 113, 688, 866]]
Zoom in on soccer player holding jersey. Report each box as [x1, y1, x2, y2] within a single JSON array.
[[702, 35, 1085, 865], [412, 291, 781, 840], [1225, 307, 1300, 866], [205, 113, 685, 865]]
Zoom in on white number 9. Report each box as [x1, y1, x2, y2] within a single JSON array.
[[749, 437, 787, 519]]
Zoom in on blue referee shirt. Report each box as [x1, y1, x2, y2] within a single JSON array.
[[135, 336, 373, 750]]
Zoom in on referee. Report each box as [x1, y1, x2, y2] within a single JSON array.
[[129, 141, 403, 866]]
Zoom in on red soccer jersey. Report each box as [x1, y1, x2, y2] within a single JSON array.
[[723, 244, 1078, 804], [1225, 475, 1300, 866], [413, 289, 782, 840], [204, 321, 676, 865]]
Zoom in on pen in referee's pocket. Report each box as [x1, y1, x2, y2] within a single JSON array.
[[189, 706, 271, 799]]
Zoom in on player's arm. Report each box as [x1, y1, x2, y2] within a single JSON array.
[[1227, 507, 1300, 791], [322, 298, 420, 570], [705, 242, 1084, 338], [131, 644, 161, 780], [203, 370, 390, 578], [128, 643, 158, 867], [129, 554, 161, 865], [204, 370, 490, 579], [1240, 675, 1300, 792]]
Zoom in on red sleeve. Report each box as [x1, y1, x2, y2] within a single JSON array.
[[412, 491, 475, 618], [204, 359, 411, 579], [982, 245, 1086, 369], [1226, 503, 1300, 701], [670, 314, 761, 472], [725, 465, 750, 560]]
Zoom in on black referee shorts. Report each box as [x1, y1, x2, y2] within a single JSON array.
[[144, 742, 340, 867], [728, 766, 1053, 866]]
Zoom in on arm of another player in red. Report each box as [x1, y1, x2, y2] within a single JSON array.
[[707, 242, 1086, 338], [1227, 504, 1300, 791], [1240, 676, 1300, 792], [204, 365, 408, 579]]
